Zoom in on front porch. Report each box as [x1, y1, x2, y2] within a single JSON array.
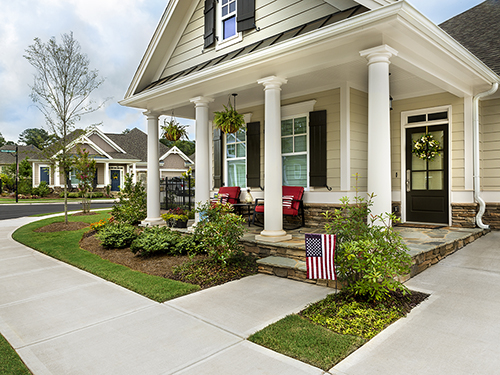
[[240, 224, 488, 287]]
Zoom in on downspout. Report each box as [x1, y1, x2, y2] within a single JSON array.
[[473, 82, 498, 229]]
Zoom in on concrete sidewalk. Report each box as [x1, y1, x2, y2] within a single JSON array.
[[0, 217, 332, 375], [332, 230, 500, 375]]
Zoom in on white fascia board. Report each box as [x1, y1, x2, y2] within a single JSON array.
[[53, 133, 113, 160], [102, 158, 141, 164], [121, 0, 499, 109], [124, 1, 198, 99], [89, 128, 127, 154], [355, 0, 397, 8], [159, 145, 194, 164]]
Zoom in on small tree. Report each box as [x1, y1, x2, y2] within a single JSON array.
[[111, 174, 147, 225], [74, 146, 96, 213], [24, 32, 106, 224]]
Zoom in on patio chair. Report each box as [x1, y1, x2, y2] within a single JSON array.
[[212, 186, 241, 205], [251, 186, 305, 229]]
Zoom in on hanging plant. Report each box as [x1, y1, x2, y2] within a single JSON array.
[[213, 95, 245, 134], [412, 133, 441, 161], [161, 115, 189, 142]]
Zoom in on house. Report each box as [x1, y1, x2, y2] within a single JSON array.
[[0, 145, 40, 174], [120, 0, 500, 236], [31, 127, 194, 192]]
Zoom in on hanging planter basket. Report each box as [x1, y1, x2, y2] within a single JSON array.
[[213, 94, 245, 134], [161, 115, 189, 142], [412, 133, 441, 161]]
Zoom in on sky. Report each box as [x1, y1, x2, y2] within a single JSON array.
[[0, 0, 486, 144]]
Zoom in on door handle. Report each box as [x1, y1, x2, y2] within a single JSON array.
[[406, 170, 411, 192]]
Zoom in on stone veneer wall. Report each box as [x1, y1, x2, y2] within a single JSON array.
[[452, 203, 500, 229]]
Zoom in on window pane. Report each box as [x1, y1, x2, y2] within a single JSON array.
[[235, 129, 245, 142], [412, 171, 426, 190], [428, 153, 443, 170], [222, 5, 228, 16], [281, 119, 293, 136], [227, 133, 236, 143], [428, 171, 443, 190], [294, 135, 306, 152], [228, 159, 246, 188], [428, 112, 448, 121], [411, 153, 426, 171], [222, 0, 228, 4], [229, 1, 235, 13], [223, 16, 236, 39], [282, 137, 293, 154], [227, 144, 235, 158], [294, 117, 307, 134], [408, 114, 426, 123], [282, 155, 307, 187], [236, 143, 246, 158]]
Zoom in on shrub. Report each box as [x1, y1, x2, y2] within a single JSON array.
[[92, 192, 104, 198], [194, 200, 245, 265], [34, 181, 51, 197], [175, 234, 204, 256], [323, 191, 411, 302], [89, 217, 114, 232], [130, 226, 182, 256], [97, 223, 137, 249], [111, 174, 146, 225]]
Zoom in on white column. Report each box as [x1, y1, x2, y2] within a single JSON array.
[[132, 163, 137, 184], [141, 111, 163, 226], [360, 45, 398, 221], [255, 76, 292, 242], [104, 162, 110, 186], [190, 96, 214, 223], [54, 165, 61, 187], [340, 82, 351, 191]]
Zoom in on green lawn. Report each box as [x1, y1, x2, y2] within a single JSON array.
[[12, 212, 199, 302], [249, 314, 364, 371], [0, 333, 31, 374]]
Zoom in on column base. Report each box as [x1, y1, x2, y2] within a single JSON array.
[[255, 230, 292, 243], [139, 217, 164, 227]]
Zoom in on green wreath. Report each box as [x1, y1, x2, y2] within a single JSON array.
[[412, 133, 441, 161]]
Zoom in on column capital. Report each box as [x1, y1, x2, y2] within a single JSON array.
[[143, 111, 160, 120], [190, 96, 214, 107], [257, 76, 288, 90], [360, 45, 398, 65]]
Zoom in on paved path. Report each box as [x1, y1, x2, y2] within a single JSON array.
[[0, 217, 332, 375], [332, 230, 500, 375]]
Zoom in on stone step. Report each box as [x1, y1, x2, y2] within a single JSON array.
[[257, 256, 338, 288]]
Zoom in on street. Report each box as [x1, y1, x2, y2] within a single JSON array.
[[0, 202, 115, 220]]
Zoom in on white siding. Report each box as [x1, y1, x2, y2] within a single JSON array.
[[481, 98, 500, 190]]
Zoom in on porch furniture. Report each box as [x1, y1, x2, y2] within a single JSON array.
[[251, 186, 305, 229], [211, 186, 241, 204], [233, 202, 254, 227]]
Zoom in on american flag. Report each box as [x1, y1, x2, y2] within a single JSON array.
[[305, 233, 336, 280]]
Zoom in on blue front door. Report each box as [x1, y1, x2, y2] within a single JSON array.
[[111, 170, 120, 191], [40, 167, 50, 184]]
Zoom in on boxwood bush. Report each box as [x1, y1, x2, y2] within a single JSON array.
[[97, 223, 137, 249]]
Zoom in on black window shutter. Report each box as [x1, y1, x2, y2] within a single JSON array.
[[309, 110, 327, 187], [237, 0, 255, 32], [213, 128, 223, 188], [246, 122, 260, 187], [204, 0, 216, 49]]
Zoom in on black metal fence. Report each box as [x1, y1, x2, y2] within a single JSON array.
[[160, 176, 194, 211]]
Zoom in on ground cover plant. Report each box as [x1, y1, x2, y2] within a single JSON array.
[[0, 333, 31, 374], [13, 212, 199, 302]]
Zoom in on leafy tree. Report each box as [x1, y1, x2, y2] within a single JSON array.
[[18, 128, 56, 149], [74, 146, 96, 213], [0, 132, 5, 147], [24, 32, 106, 223], [111, 174, 147, 225], [6, 158, 32, 195]]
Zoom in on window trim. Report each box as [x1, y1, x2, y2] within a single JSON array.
[[216, 0, 242, 50], [281, 113, 310, 189], [224, 129, 247, 188]]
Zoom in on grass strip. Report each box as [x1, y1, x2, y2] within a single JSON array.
[[248, 314, 364, 371], [12, 212, 199, 302], [0, 333, 31, 374]]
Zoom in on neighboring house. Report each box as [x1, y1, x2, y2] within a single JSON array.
[[120, 0, 500, 234], [0, 144, 40, 174], [31, 127, 194, 192]]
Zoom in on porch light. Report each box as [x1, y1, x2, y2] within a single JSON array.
[[390, 96, 393, 111]]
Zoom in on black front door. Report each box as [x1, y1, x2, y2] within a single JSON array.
[[110, 170, 120, 191], [406, 124, 448, 224]]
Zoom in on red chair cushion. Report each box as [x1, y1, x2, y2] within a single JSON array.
[[218, 187, 241, 204]]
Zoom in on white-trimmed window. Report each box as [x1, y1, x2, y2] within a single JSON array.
[[281, 116, 308, 187], [221, 0, 237, 40], [226, 129, 247, 188]]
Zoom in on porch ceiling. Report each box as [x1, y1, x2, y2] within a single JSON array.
[[120, 1, 499, 119]]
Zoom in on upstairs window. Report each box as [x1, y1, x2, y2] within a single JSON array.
[[221, 0, 237, 41]]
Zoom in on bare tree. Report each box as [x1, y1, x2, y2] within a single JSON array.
[[24, 32, 106, 223]]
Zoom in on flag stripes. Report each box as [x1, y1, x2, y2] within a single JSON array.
[[305, 233, 336, 280]]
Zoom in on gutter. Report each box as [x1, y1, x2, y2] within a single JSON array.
[[473, 82, 498, 229]]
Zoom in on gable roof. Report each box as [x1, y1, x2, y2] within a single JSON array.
[[105, 127, 169, 162], [0, 145, 40, 165], [440, 0, 500, 76]]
